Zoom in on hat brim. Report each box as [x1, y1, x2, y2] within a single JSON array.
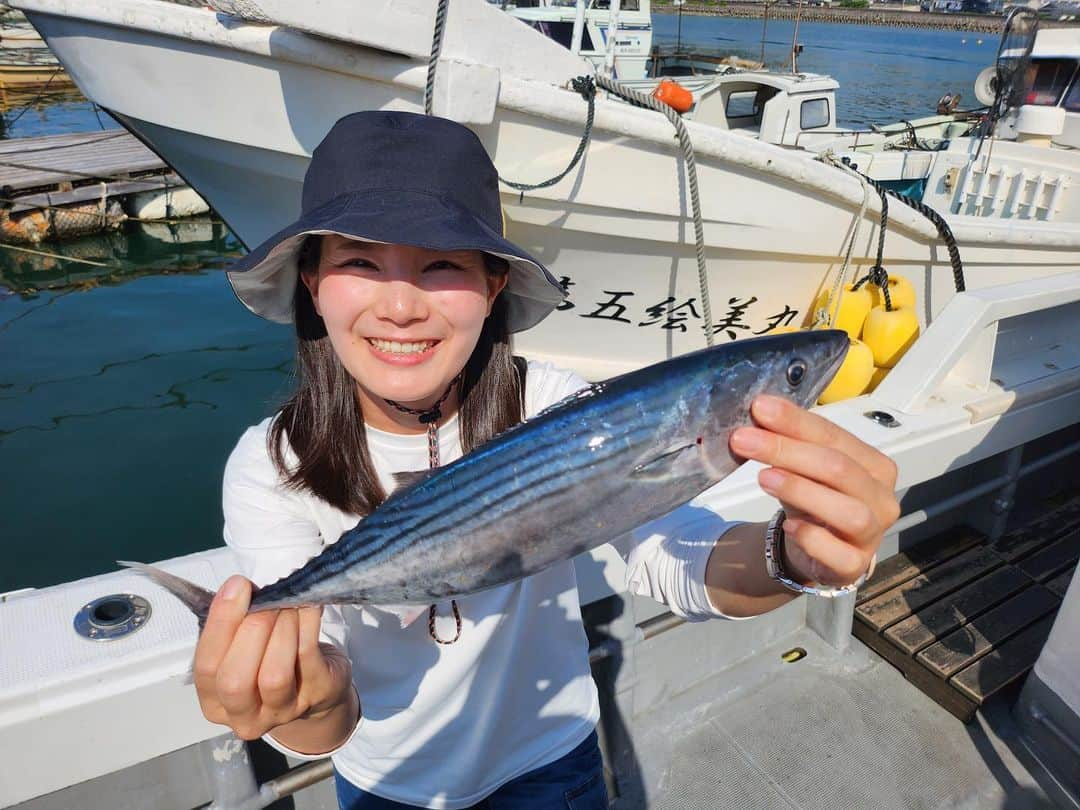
[[226, 189, 565, 333]]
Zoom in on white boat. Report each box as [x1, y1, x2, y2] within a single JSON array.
[[496, 0, 655, 80], [1, 1, 1078, 808], [810, 20, 1080, 225]]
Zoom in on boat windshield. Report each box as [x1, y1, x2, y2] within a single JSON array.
[[1023, 58, 1080, 107]]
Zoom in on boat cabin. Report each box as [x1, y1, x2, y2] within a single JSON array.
[[687, 71, 840, 146], [1004, 28, 1080, 149]]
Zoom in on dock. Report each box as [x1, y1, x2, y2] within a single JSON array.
[[0, 129, 207, 243], [853, 496, 1080, 722]]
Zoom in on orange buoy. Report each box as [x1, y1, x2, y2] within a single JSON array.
[[652, 79, 693, 114]]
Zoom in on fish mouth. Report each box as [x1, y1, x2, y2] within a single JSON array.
[[810, 330, 851, 403]]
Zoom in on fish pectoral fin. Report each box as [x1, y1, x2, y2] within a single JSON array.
[[631, 443, 698, 481], [391, 469, 436, 491]]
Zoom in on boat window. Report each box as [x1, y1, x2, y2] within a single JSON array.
[[591, 0, 641, 9], [726, 91, 759, 120], [527, 20, 594, 51], [1024, 59, 1077, 107], [1065, 73, 1080, 113], [800, 97, 830, 129]]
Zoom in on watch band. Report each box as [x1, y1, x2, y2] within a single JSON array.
[[765, 509, 876, 599]]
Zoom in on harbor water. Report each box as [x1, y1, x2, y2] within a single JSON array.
[[1, 19, 1001, 593]]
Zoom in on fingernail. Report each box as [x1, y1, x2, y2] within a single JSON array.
[[219, 576, 244, 601], [755, 396, 782, 420], [731, 428, 764, 455], [760, 469, 784, 493]]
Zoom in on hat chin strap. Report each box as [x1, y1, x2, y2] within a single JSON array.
[[383, 374, 463, 644]]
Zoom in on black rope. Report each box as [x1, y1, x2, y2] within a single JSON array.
[[851, 183, 893, 310], [499, 76, 596, 197], [5, 68, 64, 127], [840, 159, 966, 294]]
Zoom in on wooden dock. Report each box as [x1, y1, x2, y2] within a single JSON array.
[[0, 130, 204, 243], [0, 130, 172, 205], [853, 497, 1080, 722]]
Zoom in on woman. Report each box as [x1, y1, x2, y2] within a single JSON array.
[[199, 111, 900, 809]]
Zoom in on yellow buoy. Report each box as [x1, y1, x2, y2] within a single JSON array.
[[862, 306, 920, 368], [814, 283, 872, 339], [867, 275, 916, 311], [818, 338, 875, 404], [867, 366, 890, 392]]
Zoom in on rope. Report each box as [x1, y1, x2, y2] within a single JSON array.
[[815, 166, 870, 329], [869, 176, 965, 293], [4, 68, 64, 127], [424, 0, 451, 116], [499, 77, 596, 194], [384, 375, 464, 646], [821, 152, 965, 295], [849, 182, 894, 310], [0, 241, 112, 268], [593, 74, 714, 347]]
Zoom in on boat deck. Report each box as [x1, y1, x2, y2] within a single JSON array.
[[853, 498, 1080, 722], [620, 628, 1055, 809]]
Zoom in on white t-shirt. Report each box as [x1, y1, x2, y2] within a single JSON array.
[[222, 361, 740, 809]]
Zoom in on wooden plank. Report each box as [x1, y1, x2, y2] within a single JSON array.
[[855, 544, 1004, 632], [882, 564, 1033, 656], [8, 173, 183, 214], [993, 496, 1080, 563], [1015, 528, 1080, 582], [0, 131, 165, 191], [950, 613, 1056, 705], [856, 525, 985, 605], [1046, 565, 1075, 598], [853, 620, 979, 722], [915, 585, 1059, 679]]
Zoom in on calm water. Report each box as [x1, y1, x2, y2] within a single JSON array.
[[0, 21, 998, 593], [653, 14, 993, 126]]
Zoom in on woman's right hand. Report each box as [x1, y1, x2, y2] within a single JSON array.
[[194, 575, 354, 742]]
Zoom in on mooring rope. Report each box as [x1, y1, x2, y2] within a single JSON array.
[[821, 152, 965, 295], [499, 77, 597, 195], [815, 166, 871, 329], [424, 0, 451, 116], [592, 74, 714, 347]]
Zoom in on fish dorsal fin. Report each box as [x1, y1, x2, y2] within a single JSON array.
[[535, 382, 606, 419], [391, 469, 436, 491], [631, 442, 699, 481]]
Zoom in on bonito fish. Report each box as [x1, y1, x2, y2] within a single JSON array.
[[124, 330, 848, 621]]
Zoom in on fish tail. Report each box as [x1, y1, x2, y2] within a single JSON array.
[[118, 560, 215, 627]]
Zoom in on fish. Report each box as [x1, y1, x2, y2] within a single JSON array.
[[122, 330, 848, 623]]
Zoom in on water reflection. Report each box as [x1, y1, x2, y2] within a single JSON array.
[[0, 217, 239, 294], [0, 219, 293, 594]]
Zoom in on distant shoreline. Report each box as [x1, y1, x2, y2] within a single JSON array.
[[652, 2, 1078, 33]]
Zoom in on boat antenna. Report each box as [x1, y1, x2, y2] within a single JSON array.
[[974, 7, 1037, 163], [674, 0, 684, 54], [790, 0, 804, 74], [760, 1, 769, 66]]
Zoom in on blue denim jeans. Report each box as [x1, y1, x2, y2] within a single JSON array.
[[334, 729, 608, 809]]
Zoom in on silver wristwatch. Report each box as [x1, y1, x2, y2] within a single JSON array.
[[765, 509, 876, 598]]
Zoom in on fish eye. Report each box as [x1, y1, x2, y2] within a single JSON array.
[[786, 359, 807, 387]]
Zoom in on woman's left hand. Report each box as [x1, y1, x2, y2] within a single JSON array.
[[730, 394, 901, 587]]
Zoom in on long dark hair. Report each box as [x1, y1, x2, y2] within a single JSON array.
[[269, 236, 524, 515]]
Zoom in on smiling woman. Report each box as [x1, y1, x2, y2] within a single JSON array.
[[271, 233, 520, 517], [301, 237, 507, 431], [166, 110, 896, 810]]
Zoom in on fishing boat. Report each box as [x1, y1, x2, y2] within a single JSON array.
[[810, 18, 1080, 215], [496, 0, 655, 80], [1, 1, 1078, 808]]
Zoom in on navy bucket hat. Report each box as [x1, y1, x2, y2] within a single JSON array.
[[227, 111, 565, 332]]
